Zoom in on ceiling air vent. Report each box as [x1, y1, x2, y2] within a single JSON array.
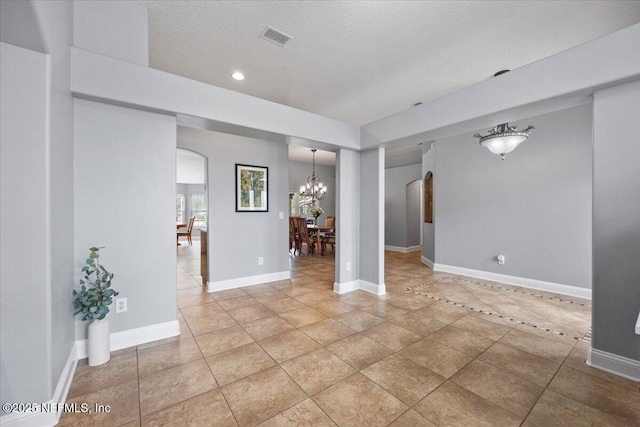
[[260, 26, 293, 47]]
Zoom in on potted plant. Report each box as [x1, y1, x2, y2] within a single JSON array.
[[73, 247, 119, 366]]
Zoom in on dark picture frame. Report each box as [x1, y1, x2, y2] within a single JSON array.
[[235, 164, 269, 212]]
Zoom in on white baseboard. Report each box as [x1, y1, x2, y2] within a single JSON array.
[[0, 343, 78, 427], [385, 245, 421, 253], [587, 347, 640, 381], [333, 280, 359, 294], [76, 320, 180, 359], [359, 280, 386, 295], [207, 270, 290, 293], [433, 263, 591, 300], [333, 280, 386, 295], [421, 256, 434, 269]]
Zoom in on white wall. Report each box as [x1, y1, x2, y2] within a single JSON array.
[[385, 164, 421, 248], [434, 104, 592, 289], [74, 99, 177, 339], [592, 80, 640, 362], [177, 127, 289, 285], [1, 42, 51, 407], [288, 160, 336, 219]]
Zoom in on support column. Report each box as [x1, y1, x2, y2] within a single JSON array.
[[359, 147, 386, 295], [334, 149, 360, 293], [590, 80, 640, 380]]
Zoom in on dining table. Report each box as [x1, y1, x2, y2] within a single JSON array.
[[307, 224, 334, 256]]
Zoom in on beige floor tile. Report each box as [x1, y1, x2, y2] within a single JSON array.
[[68, 352, 138, 399], [362, 322, 422, 351], [337, 291, 380, 308], [294, 290, 337, 305], [184, 311, 238, 336], [452, 313, 514, 340], [241, 315, 295, 340], [313, 300, 357, 317], [414, 381, 523, 427], [258, 329, 321, 363], [390, 313, 447, 336], [228, 304, 275, 323], [195, 325, 254, 357], [548, 366, 640, 424], [451, 359, 544, 418], [210, 288, 249, 302], [399, 338, 474, 378], [381, 293, 433, 311], [499, 329, 573, 364], [221, 366, 307, 426], [388, 409, 436, 427], [218, 296, 260, 311], [141, 389, 237, 426], [359, 302, 409, 320], [260, 297, 307, 313], [59, 379, 140, 426], [333, 310, 385, 332], [279, 285, 316, 297], [525, 389, 628, 427], [414, 302, 472, 324], [427, 325, 494, 357], [478, 342, 561, 387], [179, 302, 226, 320], [177, 293, 215, 309], [313, 373, 408, 427], [137, 337, 203, 378], [326, 333, 394, 370], [362, 355, 445, 405], [278, 307, 327, 328], [258, 398, 336, 426], [300, 318, 357, 346], [281, 348, 356, 395], [138, 359, 217, 416], [206, 342, 276, 386]]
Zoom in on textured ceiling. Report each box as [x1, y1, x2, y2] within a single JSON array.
[[144, 1, 640, 127]]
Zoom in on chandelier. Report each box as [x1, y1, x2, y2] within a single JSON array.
[[474, 122, 534, 160], [299, 149, 327, 202]]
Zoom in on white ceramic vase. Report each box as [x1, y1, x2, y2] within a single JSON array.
[[88, 318, 110, 366]]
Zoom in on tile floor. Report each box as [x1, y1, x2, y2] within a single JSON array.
[[60, 243, 640, 426]]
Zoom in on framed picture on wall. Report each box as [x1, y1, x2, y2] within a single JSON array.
[[235, 164, 269, 212]]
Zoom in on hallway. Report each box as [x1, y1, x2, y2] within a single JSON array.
[[59, 249, 639, 426]]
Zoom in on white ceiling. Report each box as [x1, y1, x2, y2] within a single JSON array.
[[143, 1, 640, 127]]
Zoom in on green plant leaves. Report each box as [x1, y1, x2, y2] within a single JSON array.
[[73, 247, 118, 321]]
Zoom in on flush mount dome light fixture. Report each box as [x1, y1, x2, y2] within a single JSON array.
[[231, 72, 245, 81], [474, 123, 534, 160]]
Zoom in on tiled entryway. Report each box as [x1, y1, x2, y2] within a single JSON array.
[[60, 245, 639, 426]]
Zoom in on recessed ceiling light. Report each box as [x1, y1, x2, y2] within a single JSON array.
[[232, 72, 245, 81]]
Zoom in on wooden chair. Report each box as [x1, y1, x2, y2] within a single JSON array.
[[296, 217, 316, 256], [322, 220, 336, 255], [289, 216, 300, 254], [177, 216, 195, 246]]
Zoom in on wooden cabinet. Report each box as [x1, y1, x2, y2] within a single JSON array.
[[200, 229, 207, 285]]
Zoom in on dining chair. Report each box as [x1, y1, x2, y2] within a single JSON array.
[[177, 216, 195, 246], [289, 216, 300, 254], [296, 217, 316, 256], [322, 220, 336, 255]]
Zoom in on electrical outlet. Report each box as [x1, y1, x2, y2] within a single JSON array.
[[279, 212, 284, 219], [115, 297, 127, 313], [258, 257, 264, 265], [346, 262, 351, 272]]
